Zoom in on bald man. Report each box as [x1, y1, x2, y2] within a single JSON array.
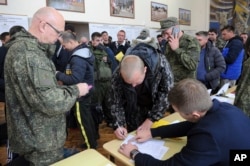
[[4, 7, 90, 165], [109, 50, 173, 139]]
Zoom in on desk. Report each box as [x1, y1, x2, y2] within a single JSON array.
[[50, 149, 116, 166], [103, 113, 187, 166]]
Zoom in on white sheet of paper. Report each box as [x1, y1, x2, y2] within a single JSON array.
[[122, 134, 169, 160], [211, 95, 234, 104], [216, 83, 230, 95]]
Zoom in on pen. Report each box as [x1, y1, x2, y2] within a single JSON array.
[[116, 122, 125, 138]]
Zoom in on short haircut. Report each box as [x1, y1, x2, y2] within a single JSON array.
[[221, 25, 235, 32], [120, 55, 144, 80], [65, 24, 75, 32], [195, 31, 208, 37], [9, 25, 24, 37], [240, 32, 248, 36], [168, 79, 212, 113], [118, 30, 126, 35], [157, 34, 162, 38], [0, 32, 10, 41], [101, 31, 108, 35], [208, 28, 218, 34], [61, 31, 77, 43], [91, 32, 101, 40]]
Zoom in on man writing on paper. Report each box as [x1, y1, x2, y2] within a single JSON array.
[[119, 79, 250, 166], [108, 29, 174, 139]]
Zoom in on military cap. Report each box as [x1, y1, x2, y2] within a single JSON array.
[[158, 17, 179, 32]]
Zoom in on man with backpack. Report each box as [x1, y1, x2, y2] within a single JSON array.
[[89, 32, 114, 131], [108, 28, 174, 139]]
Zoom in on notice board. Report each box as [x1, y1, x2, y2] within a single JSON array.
[[0, 14, 29, 34]]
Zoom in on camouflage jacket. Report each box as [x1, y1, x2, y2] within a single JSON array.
[[109, 45, 174, 131], [215, 37, 226, 52], [234, 58, 250, 117], [4, 29, 79, 154], [165, 33, 200, 83]]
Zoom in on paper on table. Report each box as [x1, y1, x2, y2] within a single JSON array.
[[122, 134, 169, 160], [216, 83, 230, 95]]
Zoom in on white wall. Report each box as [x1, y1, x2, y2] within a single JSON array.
[[0, 0, 210, 39]]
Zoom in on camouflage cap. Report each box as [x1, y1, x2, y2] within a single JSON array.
[[158, 17, 179, 32]]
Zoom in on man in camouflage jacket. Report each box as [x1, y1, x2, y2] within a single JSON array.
[[159, 17, 200, 83], [4, 7, 89, 166], [108, 35, 173, 139]]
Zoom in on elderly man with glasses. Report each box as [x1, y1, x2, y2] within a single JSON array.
[[4, 7, 90, 166]]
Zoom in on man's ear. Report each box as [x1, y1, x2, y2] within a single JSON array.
[[39, 20, 46, 34], [144, 66, 147, 74], [192, 111, 201, 120]]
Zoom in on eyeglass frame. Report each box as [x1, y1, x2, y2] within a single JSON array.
[[45, 22, 63, 37]]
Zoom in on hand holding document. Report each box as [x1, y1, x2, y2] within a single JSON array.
[[121, 134, 168, 160]]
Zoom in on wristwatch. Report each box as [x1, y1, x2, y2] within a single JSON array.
[[130, 149, 140, 160]]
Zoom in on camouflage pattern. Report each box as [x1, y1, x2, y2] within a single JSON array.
[[108, 51, 174, 131], [215, 38, 226, 52], [234, 58, 250, 117], [90, 46, 112, 122], [165, 33, 200, 83], [4, 29, 79, 164], [90, 45, 112, 103], [90, 45, 112, 81]]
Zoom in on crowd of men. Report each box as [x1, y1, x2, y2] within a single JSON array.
[[0, 6, 250, 166]]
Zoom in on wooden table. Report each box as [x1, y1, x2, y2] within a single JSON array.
[[103, 113, 187, 166], [50, 149, 116, 166]]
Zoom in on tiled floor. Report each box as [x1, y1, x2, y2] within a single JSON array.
[[0, 103, 125, 166]]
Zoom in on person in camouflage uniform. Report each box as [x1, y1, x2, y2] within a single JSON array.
[[234, 36, 250, 117], [90, 32, 113, 129], [159, 17, 200, 83], [4, 7, 90, 166], [109, 29, 174, 139]]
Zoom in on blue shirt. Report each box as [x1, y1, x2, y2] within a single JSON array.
[[197, 48, 207, 83]]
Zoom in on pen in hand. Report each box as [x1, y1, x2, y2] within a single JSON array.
[[116, 122, 126, 139]]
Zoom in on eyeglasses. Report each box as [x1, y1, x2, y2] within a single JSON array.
[[46, 22, 62, 37]]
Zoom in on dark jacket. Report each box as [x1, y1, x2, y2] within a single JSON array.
[[134, 100, 250, 166], [221, 36, 244, 80], [0, 46, 7, 102], [52, 40, 72, 72], [110, 41, 130, 55], [56, 44, 94, 101], [109, 43, 174, 131], [197, 41, 226, 90]]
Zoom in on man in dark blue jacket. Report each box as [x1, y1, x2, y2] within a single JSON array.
[[119, 78, 250, 166], [56, 31, 97, 149], [220, 25, 244, 87], [195, 31, 226, 94], [52, 24, 75, 72]]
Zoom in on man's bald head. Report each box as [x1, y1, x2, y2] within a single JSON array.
[[120, 55, 147, 87], [29, 7, 65, 44]]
